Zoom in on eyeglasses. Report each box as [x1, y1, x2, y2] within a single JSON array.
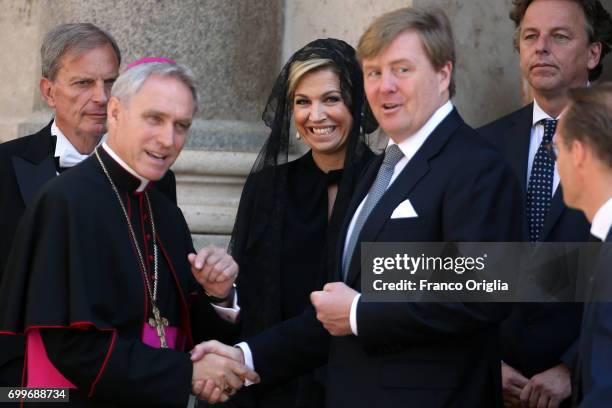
[[546, 142, 559, 162]]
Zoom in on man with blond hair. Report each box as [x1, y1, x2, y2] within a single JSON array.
[[193, 6, 522, 407]]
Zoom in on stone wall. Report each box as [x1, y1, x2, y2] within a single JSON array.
[[282, 0, 412, 61], [416, 0, 522, 127], [0, 1, 44, 142]]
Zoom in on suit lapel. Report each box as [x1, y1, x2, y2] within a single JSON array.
[[574, 233, 611, 404], [540, 186, 565, 240], [12, 122, 56, 207], [344, 109, 462, 286], [504, 104, 533, 194], [502, 104, 532, 241], [345, 156, 430, 287], [334, 155, 383, 281]]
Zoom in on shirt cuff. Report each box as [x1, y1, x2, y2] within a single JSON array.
[[210, 291, 240, 324], [350, 293, 361, 336], [235, 342, 255, 386]]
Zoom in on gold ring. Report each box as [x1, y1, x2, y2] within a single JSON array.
[[223, 385, 233, 393]]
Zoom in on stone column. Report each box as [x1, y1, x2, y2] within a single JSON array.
[[0, 1, 46, 141], [282, 0, 412, 61]]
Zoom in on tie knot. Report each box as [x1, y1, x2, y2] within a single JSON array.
[[540, 119, 558, 144], [383, 144, 404, 167]]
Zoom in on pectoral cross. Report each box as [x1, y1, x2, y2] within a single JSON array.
[[149, 305, 169, 348]]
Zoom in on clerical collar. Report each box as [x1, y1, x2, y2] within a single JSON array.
[[101, 143, 150, 193], [51, 120, 105, 168], [390, 100, 453, 161], [591, 197, 612, 242]]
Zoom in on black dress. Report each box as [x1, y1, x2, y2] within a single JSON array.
[[230, 149, 374, 408], [222, 38, 378, 408]]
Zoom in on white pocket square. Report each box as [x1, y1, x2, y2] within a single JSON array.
[[390, 199, 419, 219]]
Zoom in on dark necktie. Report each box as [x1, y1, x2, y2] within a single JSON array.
[[342, 144, 404, 280], [53, 156, 69, 173], [526, 119, 557, 242]]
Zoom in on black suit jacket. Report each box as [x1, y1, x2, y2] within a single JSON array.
[[0, 122, 177, 387], [478, 105, 589, 382], [572, 230, 612, 407], [247, 109, 523, 408]]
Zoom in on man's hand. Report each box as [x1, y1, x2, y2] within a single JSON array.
[[190, 340, 246, 365], [501, 361, 529, 408], [310, 282, 358, 336], [189, 245, 238, 299], [190, 340, 258, 404], [192, 379, 228, 405], [520, 363, 571, 408]]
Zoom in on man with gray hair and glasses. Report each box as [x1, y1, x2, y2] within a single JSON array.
[[0, 58, 259, 406]]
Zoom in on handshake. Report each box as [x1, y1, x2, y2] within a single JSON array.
[[187, 281, 359, 404], [190, 340, 259, 404]]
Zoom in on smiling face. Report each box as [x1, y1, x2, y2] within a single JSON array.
[[106, 75, 194, 181], [40, 43, 119, 144], [292, 68, 353, 159], [518, 0, 601, 98], [362, 29, 451, 143]]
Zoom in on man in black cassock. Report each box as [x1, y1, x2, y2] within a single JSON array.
[[0, 59, 258, 407]]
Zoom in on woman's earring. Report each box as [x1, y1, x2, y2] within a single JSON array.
[[296, 132, 301, 140]]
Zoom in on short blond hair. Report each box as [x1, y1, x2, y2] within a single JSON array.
[[287, 58, 339, 100], [357, 6, 456, 97]]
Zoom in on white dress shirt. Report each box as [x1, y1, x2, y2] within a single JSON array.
[[527, 100, 561, 195], [591, 197, 612, 242], [51, 120, 104, 170]]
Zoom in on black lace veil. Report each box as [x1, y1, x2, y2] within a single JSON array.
[[229, 38, 377, 336]]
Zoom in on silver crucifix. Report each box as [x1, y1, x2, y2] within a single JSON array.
[[149, 305, 169, 348]]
